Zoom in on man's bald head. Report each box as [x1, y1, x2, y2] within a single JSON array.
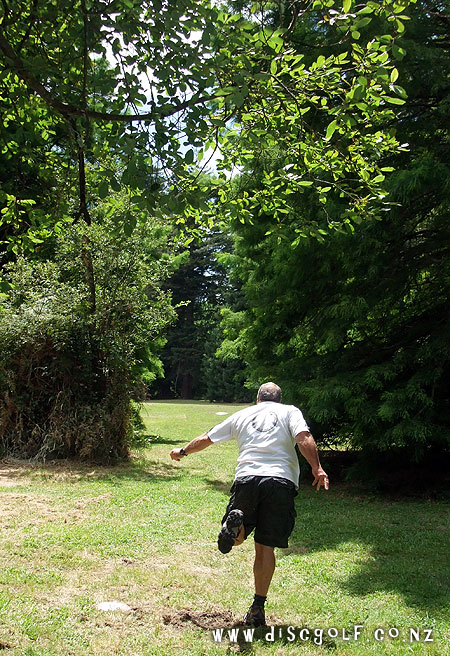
[[257, 382, 282, 404]]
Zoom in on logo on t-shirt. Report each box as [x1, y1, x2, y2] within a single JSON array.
[[251, 411, 278, 433]]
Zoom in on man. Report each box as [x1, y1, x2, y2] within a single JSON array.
[[169, 381, 329, 627]]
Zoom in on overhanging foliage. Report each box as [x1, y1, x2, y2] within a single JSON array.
[[0, 0, 416, 251]]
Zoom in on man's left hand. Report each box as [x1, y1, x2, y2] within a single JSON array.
[[312, 467, 329, 491]]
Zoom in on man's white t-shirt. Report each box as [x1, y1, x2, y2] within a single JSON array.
[[207, 401, 310, 488]]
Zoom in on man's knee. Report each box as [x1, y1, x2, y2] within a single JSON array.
[[254, 542, 275, 559]]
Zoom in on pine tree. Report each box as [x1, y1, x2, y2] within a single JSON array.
[[222, 1, 450, 469]]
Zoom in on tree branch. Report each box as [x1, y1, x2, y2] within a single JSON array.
[[81, 0, 88, 114], [0, 29, 220, 124], [81, 235, 97, 314], [17, 0, 39, 52], [69, 118, 91, 226], [284, 0, 300, 38]]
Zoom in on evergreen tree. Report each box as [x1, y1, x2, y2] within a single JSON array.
[[222, 1, 450, 467], [153, 227, 250, 401]]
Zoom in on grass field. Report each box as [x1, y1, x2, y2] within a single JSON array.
[[0, 400, 449, 656]]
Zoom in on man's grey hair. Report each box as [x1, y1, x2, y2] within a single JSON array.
[[257, 382, 282, 403]]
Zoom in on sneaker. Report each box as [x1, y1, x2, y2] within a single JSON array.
[[243, 604, 266, 627], [217, 509, 244, 554]]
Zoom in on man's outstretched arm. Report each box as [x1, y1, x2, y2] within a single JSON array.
[[295, 431, 329, 491], [170, 433, 213, 461]]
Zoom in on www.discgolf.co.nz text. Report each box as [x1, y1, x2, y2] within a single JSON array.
[[211, 625, 434, 645]]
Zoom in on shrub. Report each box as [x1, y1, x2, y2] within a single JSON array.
[[0, 220, 175, 461]]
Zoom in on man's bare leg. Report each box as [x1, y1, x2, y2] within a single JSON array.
[[243, 542, 274, 626], [234, 525, 245, 546], [254, 542, 275, 596]]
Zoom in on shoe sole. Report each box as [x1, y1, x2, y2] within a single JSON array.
[[217, 509, 244, 554]]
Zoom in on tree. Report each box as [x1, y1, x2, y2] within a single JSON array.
[[0, 0, 417, 459], [221, 0, 450, 476], [153, 226, 250, 401], [0, 0, 416, 248]]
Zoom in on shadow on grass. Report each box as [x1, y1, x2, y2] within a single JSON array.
[[223, 624, 337, 654], [143, 436, 180, 446], [162, 609, 337, 653], [0, 455, 179, 485], [280, 489, 450, 615], [202, 478, 232, 495], [133, 433, 181, 447], [198, 473, 449, 615]]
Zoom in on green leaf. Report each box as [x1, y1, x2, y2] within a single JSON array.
[[390, 68, 399, 83], [98, 181, 109, 199], [391, 84, 407, 99], [267, 34, 284, 52], [392, 44, 406, 60], [357, 5, 373, 15], [215, 87, 236, 97], [110, 177, 121, 192], [184, 149, 195, 164], [343, 0, 351, 13], [210, 118, 227, 127], [231, 92, 246, 107], [384, 96, 406, 105], [355, 17, 371, 28], [325, 120, 338, 141], [270, 60, 277, 75], [347, 84, 364, 103], [123, 216, 137, 236]]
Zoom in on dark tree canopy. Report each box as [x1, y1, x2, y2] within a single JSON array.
[[221, 0, 450, 470], [153, 227, 250, 402]]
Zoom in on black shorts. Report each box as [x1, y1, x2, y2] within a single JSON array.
[[221, 475, 298, 549]]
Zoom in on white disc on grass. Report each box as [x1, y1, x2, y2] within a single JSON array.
[[97, 601, 132, 612]]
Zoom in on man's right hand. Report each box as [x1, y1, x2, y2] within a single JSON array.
[[170, 448, 184, 461], [312, 467, 329, 491]]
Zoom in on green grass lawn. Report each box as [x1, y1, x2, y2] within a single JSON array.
[[0, 400, 449, 655]]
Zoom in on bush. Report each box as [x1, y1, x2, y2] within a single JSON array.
[[0, 220, 175, 461]]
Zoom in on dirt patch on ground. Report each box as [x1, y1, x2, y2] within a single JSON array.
[[0, 460, 34, 487], [0, 457, 135, 485], [162, 607, 237, 630], [0, 493, 65, 528], [0, 491, 109, 530], [0, 457, 92, 487]]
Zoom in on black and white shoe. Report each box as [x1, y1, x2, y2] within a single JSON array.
[[243, 605, 266, 627], [217, 509, 244, 554]]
